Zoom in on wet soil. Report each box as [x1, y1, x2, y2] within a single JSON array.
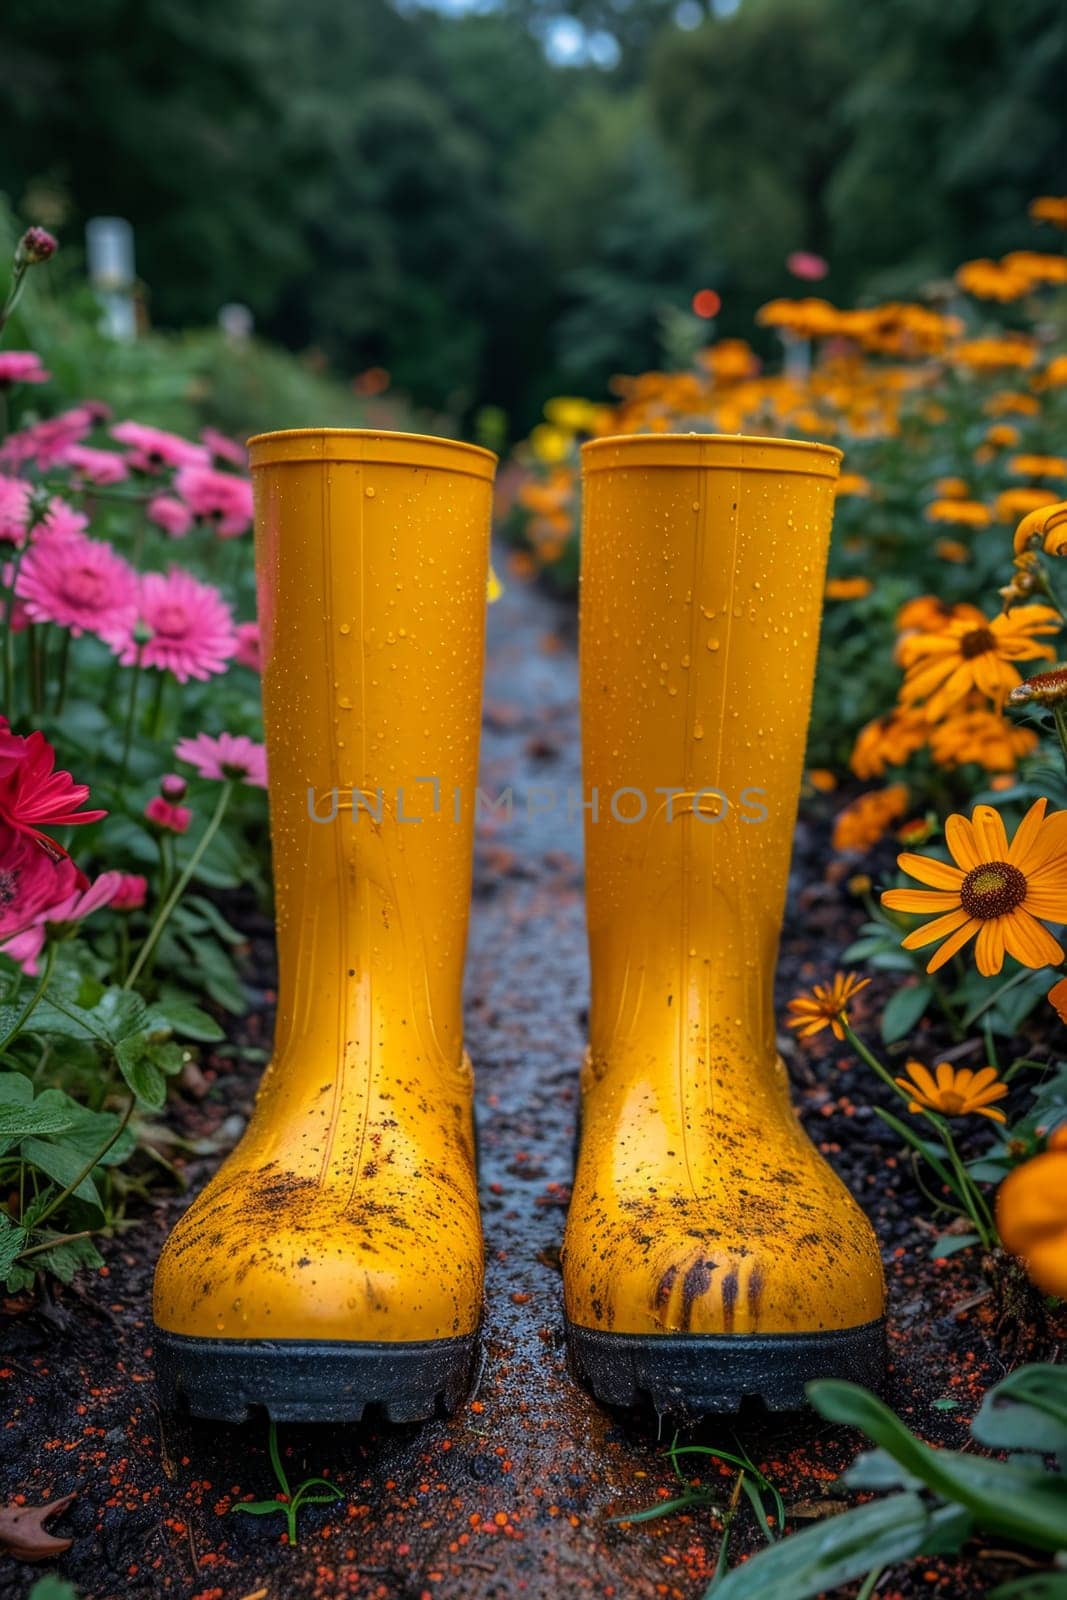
[[1, 565, 1062, 1600]]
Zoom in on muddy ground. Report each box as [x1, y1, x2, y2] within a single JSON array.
[[1, 565, 1062, 1600]]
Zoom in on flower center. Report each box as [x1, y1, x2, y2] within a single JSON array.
[[62, 565, 108, 609], [0, 867, 15, 909], [152, 603, 189, 638], [959, 860, 1027, 919], [960, 627, 996, 659], [940, 1091, 965, 1113]]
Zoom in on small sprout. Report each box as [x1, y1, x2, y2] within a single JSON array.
[[230, 1418, 343, 1548]]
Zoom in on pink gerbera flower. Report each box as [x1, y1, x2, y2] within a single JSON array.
[[174, 464, 253, 537], [61, 444, 129, 486], [175, 731, 267, 788], [0, 352, 50, 387], [0, 824, 82, 939], [234, 621, 261, 671], [0, 474, 31, 544], [0, 718, 106, 850], [147, 494, 192, 538], [16, 530, 139, 645], [4, 869, 123, 973], [121, 568, 236, 682], [111, 421, 209, 474], [0, 407, 95, 470], [201, 426, 248, 468]]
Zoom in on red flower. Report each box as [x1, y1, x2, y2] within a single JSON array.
[[0, 823, 83, 939], [144, 796, 191, 834], [0, 719, 105, 851]]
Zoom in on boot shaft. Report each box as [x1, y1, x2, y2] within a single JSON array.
[[580, 434, 839, 1084], [250, 429, 495, 1082]]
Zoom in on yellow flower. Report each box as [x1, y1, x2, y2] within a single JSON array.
[[894, 1060, 1008, 1123], [786, 972, 870, 1041], [895, 597, 985, 636], [928, 707, 1038, 772], [985, 423, 1022, 449], [1029, 196, 1067, 228], [1009, 454, 1067, 480], [834, 472, 871, 498], [543, 397, 601, 433], [925, 499, 991, 528], [850, 707, 928, 779], [826, 576, 873, 599], [983, 390, 1040, 417], [899, 605, 1060, 719], [881, 796, 1067, 976], [955, 258, 1031, 302], [1001, 251, 1067, 287], [997, 487, 1061, 526], [529, 424, 573, 464], [807, 768, 838, 793], [997, 1124, 1067, 1299], [832, 784, 910, 853], [933, 477, 971, 500], [1041, 355, 1067, 389], [1013, 498, 1067, 557], [936, 539, 969, 563], [951, 336, 1037, 372]]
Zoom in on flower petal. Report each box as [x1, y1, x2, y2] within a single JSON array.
[[895, 852, 965, 890]]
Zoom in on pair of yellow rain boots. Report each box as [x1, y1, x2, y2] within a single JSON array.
[[153, 428, 885, 1422]]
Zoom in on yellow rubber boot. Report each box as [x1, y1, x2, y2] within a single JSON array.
[[563, 434, 885, 1413], [153, 429, 495, 1422]]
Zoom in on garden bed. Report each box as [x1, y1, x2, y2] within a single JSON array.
[[2, 570, 1059, 1600]]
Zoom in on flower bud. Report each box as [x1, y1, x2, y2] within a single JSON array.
[[1009, 666, 1067, 707], [160, 772, 187, 801], [15, 227, 58, 267]]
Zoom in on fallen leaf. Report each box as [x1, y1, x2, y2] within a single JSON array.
[[0, 1493, 76, 1561]]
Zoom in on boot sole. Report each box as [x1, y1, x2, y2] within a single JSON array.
[[567, 1318, 886, 1415], [154, 1329, 479, 1423]]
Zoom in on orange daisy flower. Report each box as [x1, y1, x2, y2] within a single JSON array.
[[850, 708, 928, 780], [786, 972, 870, 1041], [899, 605, 1059, 719], [881, 797, 1067, 976], [894, 1060, 1008, 1123]]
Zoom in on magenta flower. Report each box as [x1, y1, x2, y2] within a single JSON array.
[[160, 773, 187, 800], [111, 421, 209, 474], [16, 529, 139, 646], [5, 869, 123, 972], [0, 474, 31, 545], [0, 407, 96, 471], [121, 568, 236, 682], [15, 227, 57, 266], [0, 823, 82, 939], [144, 795, 192, 834], [0, 717, 106, 850], [175, 732, 267, 789], [62, 444, 129, 486], [786, 251, 830, 282], [147, 494, 192, 539], [110, 873, 147, 912], [234, 621, 261, 672], [201, 427, 248, 468], [0, 352, 50, 388], [174, 464, 253, 537]]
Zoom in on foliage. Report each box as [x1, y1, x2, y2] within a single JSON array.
[[706, 1365, 1067, 1599]]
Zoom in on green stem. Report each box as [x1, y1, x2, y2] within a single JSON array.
[[0, 942, 56, 1052], [124, 781, 233, 990], [963, 965, 1031, 1027], [116, 651, 143, 794], [1053, 705, 1067, 781], [148, 667, 167, 740], [0, 261, 29, 332], [52, 627, 71, 715], [843, 1022, 915, 1109], [28, 1095, 134, 1232], [14, 1229, 92, 1264]]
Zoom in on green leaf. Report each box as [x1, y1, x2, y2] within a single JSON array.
[[973, 1365, 1067, 1460], [0, 1072, 33, 1104], [19, 1138, 102, 1209], [930, 1232, 979, 1259], [28, 1575, 80, 1600], [843, 1449, 922, 1491], [0, 1213, 29, 1277], [0, 1101, 75, 1155], [230, 1500, 286, 1517], [809, 1381, 1067, 1552], [611, 1491, 719, 1525], [149, 993, 224, 1042], [33, 1234, 104, 1283], [707, 1492, 935, 1600], [881, 982, 933, 1044], [114, 1036, 167, 1109], [990, 1578, 1067, 1600]]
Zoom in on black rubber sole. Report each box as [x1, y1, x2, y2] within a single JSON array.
[[567, 1318, 886, 1416], [154, 1329, 479, 1423]]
